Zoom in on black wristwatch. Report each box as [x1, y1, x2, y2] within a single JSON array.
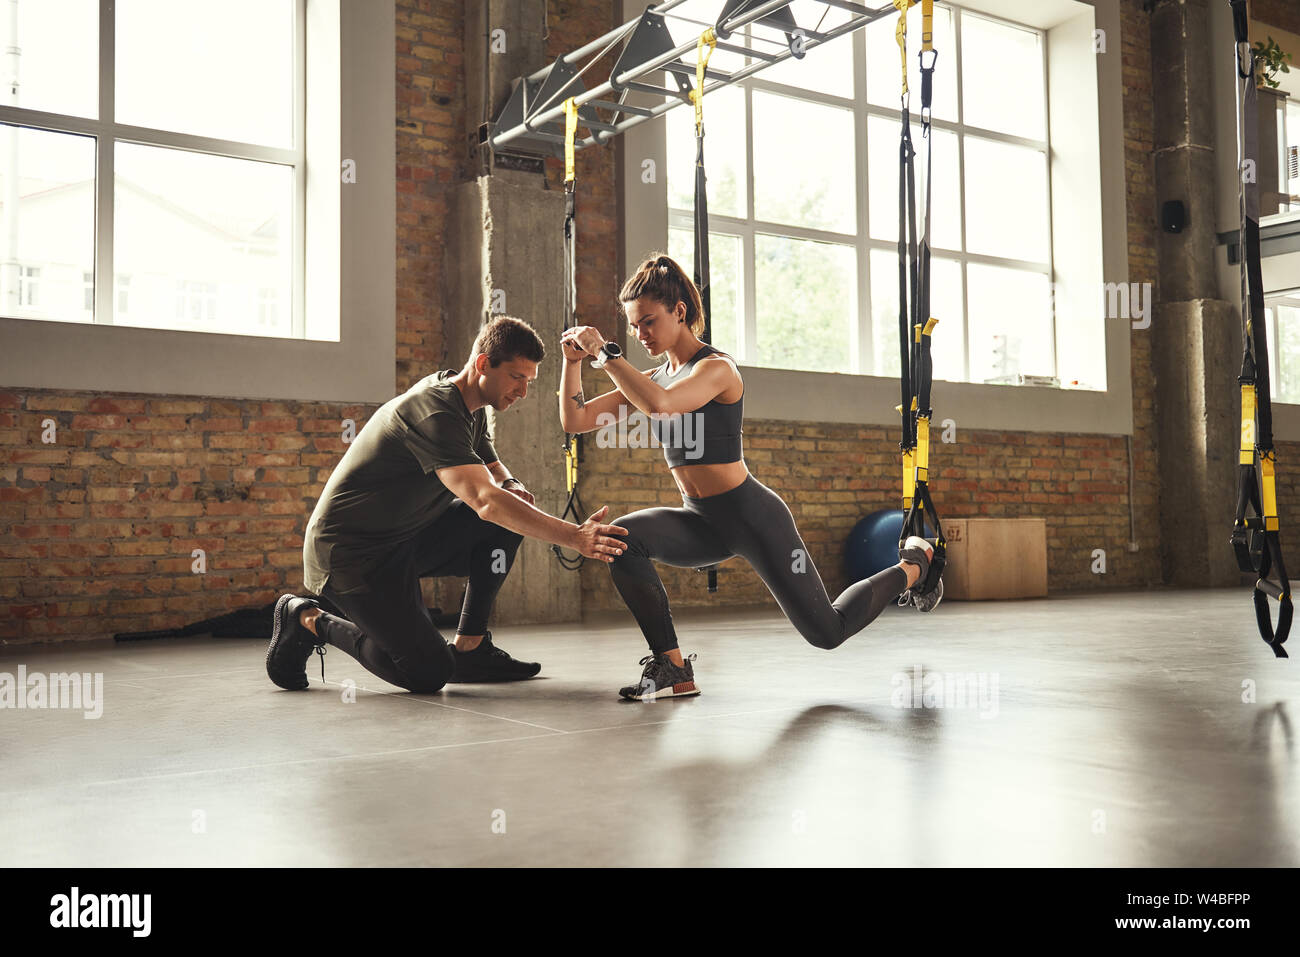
[[592, 341, 623, 369]]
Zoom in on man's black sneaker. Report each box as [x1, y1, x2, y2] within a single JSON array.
[[446, 631, 541, 683], [618, 652, 700, 701], [266, 594, 325, 690]]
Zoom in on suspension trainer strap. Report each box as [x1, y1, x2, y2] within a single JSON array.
[[895, 0, 945, 598], [895, 0, 917, 511], [692, 29, 716, 346], [554, 97, 586, 571], [1228, 0, 1289, 655], [692, 29, 719, 593]]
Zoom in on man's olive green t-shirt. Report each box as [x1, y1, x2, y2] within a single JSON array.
[[303, 371, 497, 595]]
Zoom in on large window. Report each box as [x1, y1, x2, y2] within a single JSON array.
[[1268, 290, 1300, 405], [665, 0, 1056, 386], [0, 0, 304, 337]]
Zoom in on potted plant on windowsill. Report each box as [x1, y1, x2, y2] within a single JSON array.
[[1253, 36, 1292, 91], [1254, 36, 1291, 216]]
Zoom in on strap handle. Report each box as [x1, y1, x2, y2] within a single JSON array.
[[691, 29, 717, 138]]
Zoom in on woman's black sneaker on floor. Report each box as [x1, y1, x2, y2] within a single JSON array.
[[266, 593, 324, 690], [447, 631, 541, 683], [618, 652, 700, 701]]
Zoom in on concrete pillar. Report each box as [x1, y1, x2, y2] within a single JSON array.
[[443, 1, 582, 624], [1149, 0, 1243, 587]]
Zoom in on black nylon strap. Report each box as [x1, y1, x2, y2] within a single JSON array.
[[693, 92, 718, 594], [553, 180, 586, 572], [694, 128, 712, 346], [897, 115, 915, 452], [1229, 0, 1288, 656], [896, 24, 945, 598]]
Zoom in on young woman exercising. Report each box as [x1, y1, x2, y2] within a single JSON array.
[[559, 254, 939, 701]]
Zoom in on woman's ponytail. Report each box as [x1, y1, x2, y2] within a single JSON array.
[[619, 253, 707, 336]]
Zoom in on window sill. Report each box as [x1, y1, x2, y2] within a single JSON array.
[[736, 360, 1131, 435]]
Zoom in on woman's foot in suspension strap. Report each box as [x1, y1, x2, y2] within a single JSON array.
[[898, 535, 944, 613]]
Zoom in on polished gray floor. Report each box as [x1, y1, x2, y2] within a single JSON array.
[[1, 589, 1296, 867]]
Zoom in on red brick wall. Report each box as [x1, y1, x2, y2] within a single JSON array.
[[0, 393, 362, 642], [577, 423, 1154, 614], [395, 0, 467, 392]]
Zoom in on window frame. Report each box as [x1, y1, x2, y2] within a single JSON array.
[[0, 0, 307, 336], [0, 0, 394, 405], [1267, 287, 1300, 404], [665, 2, 1058, 385], [622, 0, 1131, 437]]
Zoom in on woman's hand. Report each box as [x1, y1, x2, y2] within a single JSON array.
[[560, 332, 588, 363], [562, 325, 607, 359]]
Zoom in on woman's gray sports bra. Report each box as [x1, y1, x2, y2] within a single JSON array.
[[647, 344, 744, 468]]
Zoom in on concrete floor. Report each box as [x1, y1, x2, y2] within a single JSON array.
[[1, 588, 1297, 867]]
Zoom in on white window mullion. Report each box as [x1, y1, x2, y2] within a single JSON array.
[[291, 0, 307, 338], [744, 80, 757, 365], [94, 0, 115, 326], [953, 6, 969, 383], [1040, 16, 1057, 381], [854, 25, 871, 377]]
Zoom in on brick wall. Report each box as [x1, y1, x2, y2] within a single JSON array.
[[0, 393, 364, 642], [396, 0, 467, 392], [577, 422, 1155, 614]]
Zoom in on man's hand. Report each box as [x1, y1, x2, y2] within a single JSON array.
[[571, 505, 629, 563]]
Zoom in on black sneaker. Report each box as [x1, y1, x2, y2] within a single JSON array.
[[266, 594, 325, 690], [618, 652, 700, 701], [909, 576, 944, 613], [446, 631, 541, 683]]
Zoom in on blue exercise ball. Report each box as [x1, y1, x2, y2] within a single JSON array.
[[844, 509, 934, 583]]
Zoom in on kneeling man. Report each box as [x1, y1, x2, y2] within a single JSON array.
[[266, 316, 628, 692]]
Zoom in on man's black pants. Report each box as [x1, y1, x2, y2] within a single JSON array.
[[311, 501, 523, 692]]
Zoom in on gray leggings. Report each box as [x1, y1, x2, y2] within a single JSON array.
[[608, 474, 907, 653]]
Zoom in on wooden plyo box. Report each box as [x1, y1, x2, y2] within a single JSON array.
[[942, 518, 1048, 600]]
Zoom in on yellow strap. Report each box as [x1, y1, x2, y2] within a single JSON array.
[[564, 439, 578, 492], [902, 449, 915, 508], [564, 98, 578, 186], [691, 29, 717, 136], [915, 414, 930, 479], [1261, 452, 1279, 529], [921, 0, 933, 52], [893, 0, 915, 96], [1240, 384, 1257, 465], [922, 316, 938, 336]]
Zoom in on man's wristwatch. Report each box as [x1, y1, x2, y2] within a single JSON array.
[[592, 341, 623, 369]]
